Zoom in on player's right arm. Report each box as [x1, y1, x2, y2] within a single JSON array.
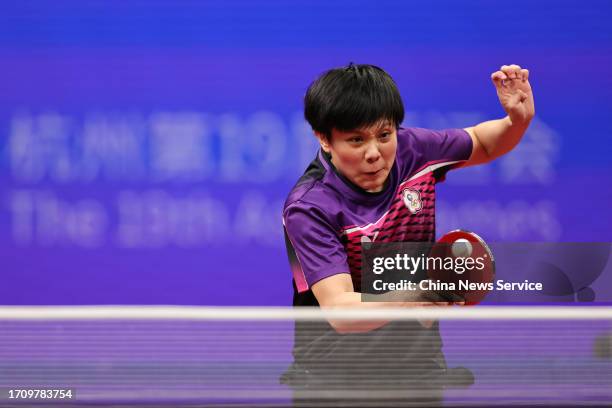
[[311, 273, 450, 333]]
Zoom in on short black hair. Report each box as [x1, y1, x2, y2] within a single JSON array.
[[304, 63, 404, 138]]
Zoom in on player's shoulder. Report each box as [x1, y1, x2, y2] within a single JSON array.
[[283, 155, 344, 223], [283, 155, 331, 213], [394, 127, 432, 165], [396, 126, 471, 157], [396, 127, 432, 153], [284, 176, 339, 217], [398, 126, 471, 143], [397, 126, 439, 143]]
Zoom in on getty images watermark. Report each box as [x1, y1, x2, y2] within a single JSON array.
[[361, 240, 611, 304]]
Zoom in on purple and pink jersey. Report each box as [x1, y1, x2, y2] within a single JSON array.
[[283, 127, 473, 300], [281, 127, 472, 388]]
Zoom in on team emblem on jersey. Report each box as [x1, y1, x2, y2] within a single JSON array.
[[402, 188, 422, 214]]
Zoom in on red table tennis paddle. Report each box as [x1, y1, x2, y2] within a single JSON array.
[[427, 230, 495, 305]]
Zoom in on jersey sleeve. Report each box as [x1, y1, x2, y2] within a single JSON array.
[[283, 204, 350, 293], [397, 127, 473, 182]]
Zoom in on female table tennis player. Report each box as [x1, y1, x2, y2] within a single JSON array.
[[281, 63, 534, 406]]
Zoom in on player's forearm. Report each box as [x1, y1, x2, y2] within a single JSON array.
[[322, 290, 442, 334], [321, 291, 404, 333], [471, 115, 531, 160]]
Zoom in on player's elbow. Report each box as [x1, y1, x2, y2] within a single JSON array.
[[319, 303, 377, 333], [328, 319, 353, 334], [317, 303, 381, 333]]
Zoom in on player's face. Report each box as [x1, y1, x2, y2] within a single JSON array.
[[318, 121, 397, 193]]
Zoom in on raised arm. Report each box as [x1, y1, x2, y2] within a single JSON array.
[[463, 64, 535, 167]]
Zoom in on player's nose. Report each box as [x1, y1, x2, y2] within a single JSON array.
[[364, 141, 381, 163]]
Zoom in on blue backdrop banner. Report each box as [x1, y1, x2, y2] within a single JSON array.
[[1, 1, 611, 305]]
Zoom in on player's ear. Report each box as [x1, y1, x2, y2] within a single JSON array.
[[315, 131, 331, 153]]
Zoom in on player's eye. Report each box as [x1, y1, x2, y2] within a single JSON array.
[[378, 132, 391, 140], [347, 136, 363, 143]]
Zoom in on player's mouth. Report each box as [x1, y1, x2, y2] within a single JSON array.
[[364, 168, 384, 177]]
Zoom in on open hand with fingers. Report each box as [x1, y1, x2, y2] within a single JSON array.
[[491, 64, 535, 125]]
